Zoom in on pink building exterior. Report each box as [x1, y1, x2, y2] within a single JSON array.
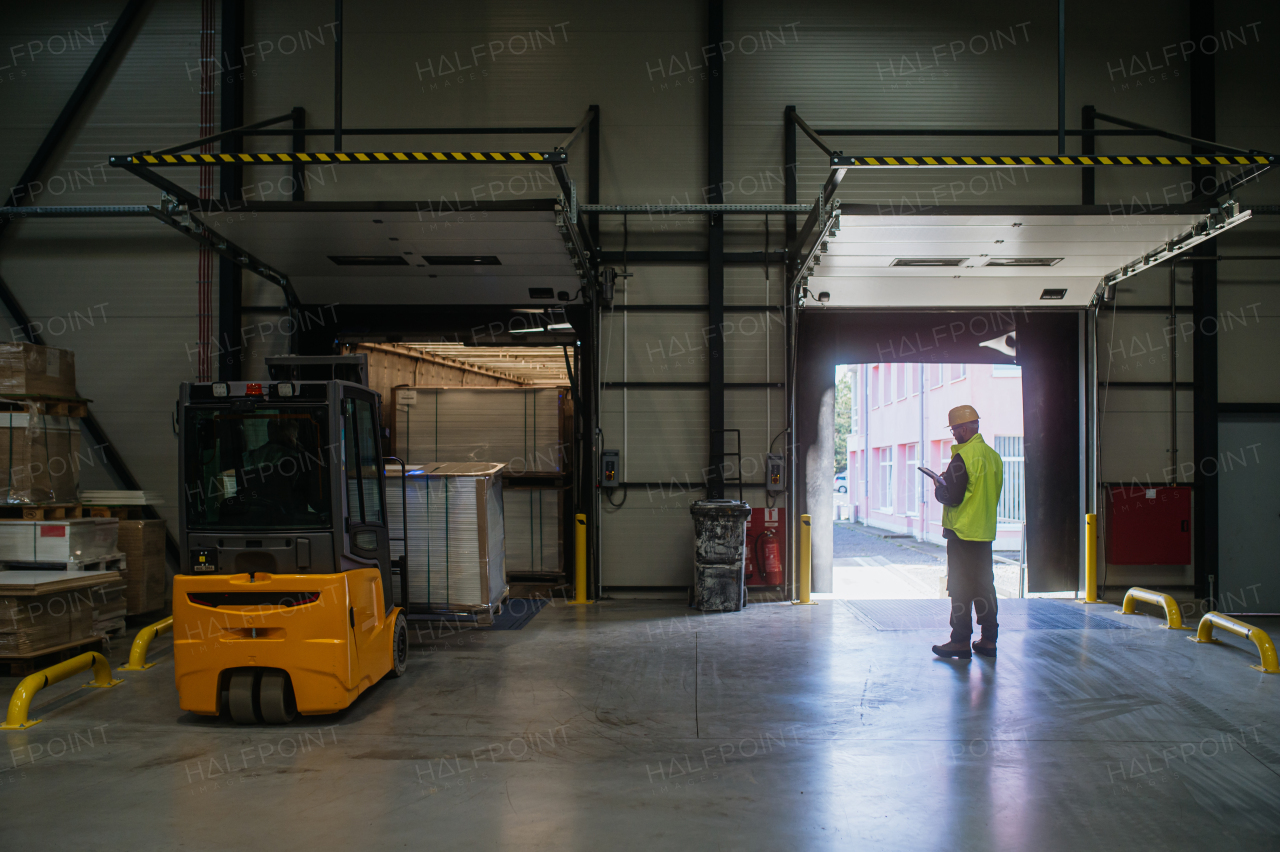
[[846, 362, 1024, 550]]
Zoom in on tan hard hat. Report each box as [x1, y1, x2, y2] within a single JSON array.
[[948, 404, 980, 426]]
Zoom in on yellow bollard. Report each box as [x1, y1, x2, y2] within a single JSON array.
[[567, 513, 593, 605], [1117, 587, 1189, 629], [2, 651, 122, 730], [1189, 612, 1280, 673], [118, 615, 174, 671], [793, 513, 816, 605], [1080, 513, 1104, 604]]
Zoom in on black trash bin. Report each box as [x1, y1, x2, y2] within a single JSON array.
[[689, 499, 751, 611]]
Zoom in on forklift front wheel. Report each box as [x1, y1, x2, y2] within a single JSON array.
[[228, 669, 262, 724], [389, 612, 409, 678], [259, 669, 297, 724]]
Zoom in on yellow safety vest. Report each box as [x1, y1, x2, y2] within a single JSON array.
[[941, 433, 1004, 542]]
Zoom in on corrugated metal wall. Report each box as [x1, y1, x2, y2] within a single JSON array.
[[1, 1, 1276, 588]]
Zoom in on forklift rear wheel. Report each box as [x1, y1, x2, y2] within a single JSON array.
[[259, 669, 297, 724], [228, 669, 262, 724], [389, 611, 409, 678]]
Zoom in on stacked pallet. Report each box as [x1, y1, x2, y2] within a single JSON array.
[[0, 571, 113, 663], [0, 344, 144, 645], [393, 386, 571, 581]]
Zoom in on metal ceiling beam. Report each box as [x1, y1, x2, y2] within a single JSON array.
[[828, 154, 1272, 167]]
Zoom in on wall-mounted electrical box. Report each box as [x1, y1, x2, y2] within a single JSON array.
[[601, 449, 620, 488], [766, 453, 785, 492], [1106, 485, 1191, 565]]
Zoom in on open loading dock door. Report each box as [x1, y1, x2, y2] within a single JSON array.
[[793, 206, 1253, 595], [194, 202, 586, 306], [153, 188, 599, 609]]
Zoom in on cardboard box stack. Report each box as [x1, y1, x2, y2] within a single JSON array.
[[0, 343, 81, 505], [117, 520, 167, 615], [0, 588, 95, 655]]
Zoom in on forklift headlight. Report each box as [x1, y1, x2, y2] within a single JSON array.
[[276, 383, 294, 397], [212, 383, 229, 397]]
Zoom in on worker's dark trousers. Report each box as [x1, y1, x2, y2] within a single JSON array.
[[947, 537, 998, 643]]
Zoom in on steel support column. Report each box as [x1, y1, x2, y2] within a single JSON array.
[[1081, 105, 1095, 204], [707, 0, 726, 500], [218, 0, 244, 381], [588, 104, 600, 249], [783, 104, 798, 597], [1057, 0, 1066, 154], [291, 107, 306, 201], [1190, 2, 1217, 604]]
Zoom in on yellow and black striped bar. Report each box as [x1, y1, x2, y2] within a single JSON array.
[[830, 154, 1272, 168], [110, 151, 567, 166]]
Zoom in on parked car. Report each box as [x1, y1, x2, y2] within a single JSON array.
[[834, 472, 848, 493]]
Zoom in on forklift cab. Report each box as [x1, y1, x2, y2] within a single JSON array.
[[174, 379, 406, 723]]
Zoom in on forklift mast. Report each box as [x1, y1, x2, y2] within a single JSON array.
[[177, 379, 393, 613]]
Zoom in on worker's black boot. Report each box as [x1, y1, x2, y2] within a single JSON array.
[[972, 627, 997, 658], [972, 638, 997, 658], [932, 640, 972, 659]]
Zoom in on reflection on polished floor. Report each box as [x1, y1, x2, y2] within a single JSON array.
[[3, 600, 1278, 851]]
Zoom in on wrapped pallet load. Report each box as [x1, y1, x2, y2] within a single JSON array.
[[394, 387, 569, 579], [385, 462, 506, 623], [0, 343, 82, 505], [0, 408, 82, 504]]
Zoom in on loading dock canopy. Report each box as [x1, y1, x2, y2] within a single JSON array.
[[807, 208, 1250, 308], [195, 202, 584, 305]]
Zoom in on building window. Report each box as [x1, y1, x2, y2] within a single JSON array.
[[950, 363, 967, 382], [992, 363, 1022, 377], [895, 362, 906, 400], [930, 363, 944, 388], [871, 365, 880, 408], [903, 443, 918, 513], [994, 436, 1025, 522], [883, 364, 893, 406], [878, 446, 894, 512]]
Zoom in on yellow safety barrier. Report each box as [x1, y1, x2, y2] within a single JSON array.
[[1189, 612, 1280, 674], [118, 615, 173, 671], [567, 513, 593, 605], [793, 514, 816, 605], [1080, 513, 1105, 604], [2, 651, 122, 730], [1117, 587, 1190, 629]]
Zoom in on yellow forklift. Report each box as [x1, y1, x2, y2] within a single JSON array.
[[175, 370, 408, 723]]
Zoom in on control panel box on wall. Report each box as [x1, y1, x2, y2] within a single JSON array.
[[600, 449, 620, 488], [766, 453, 785, 492]]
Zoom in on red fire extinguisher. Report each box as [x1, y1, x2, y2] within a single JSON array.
[[756, 530, 783, 586]]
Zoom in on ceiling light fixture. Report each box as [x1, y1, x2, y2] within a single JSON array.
[[328, 255, 409, 266], [891, 258, 968, 267], [984, 257, 1064, 267]]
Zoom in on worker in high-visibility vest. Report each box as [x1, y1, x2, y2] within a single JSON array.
[[930, 405, 1004, 660]]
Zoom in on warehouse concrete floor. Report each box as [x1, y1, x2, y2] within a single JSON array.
[[3, 599, 1278, 851]]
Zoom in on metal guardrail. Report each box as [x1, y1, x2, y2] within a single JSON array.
[[118, 615, 173, 671], [1189, 612, 1280, 674], [1, 652, 122, 730], [1117, 587, 1190, 629]]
